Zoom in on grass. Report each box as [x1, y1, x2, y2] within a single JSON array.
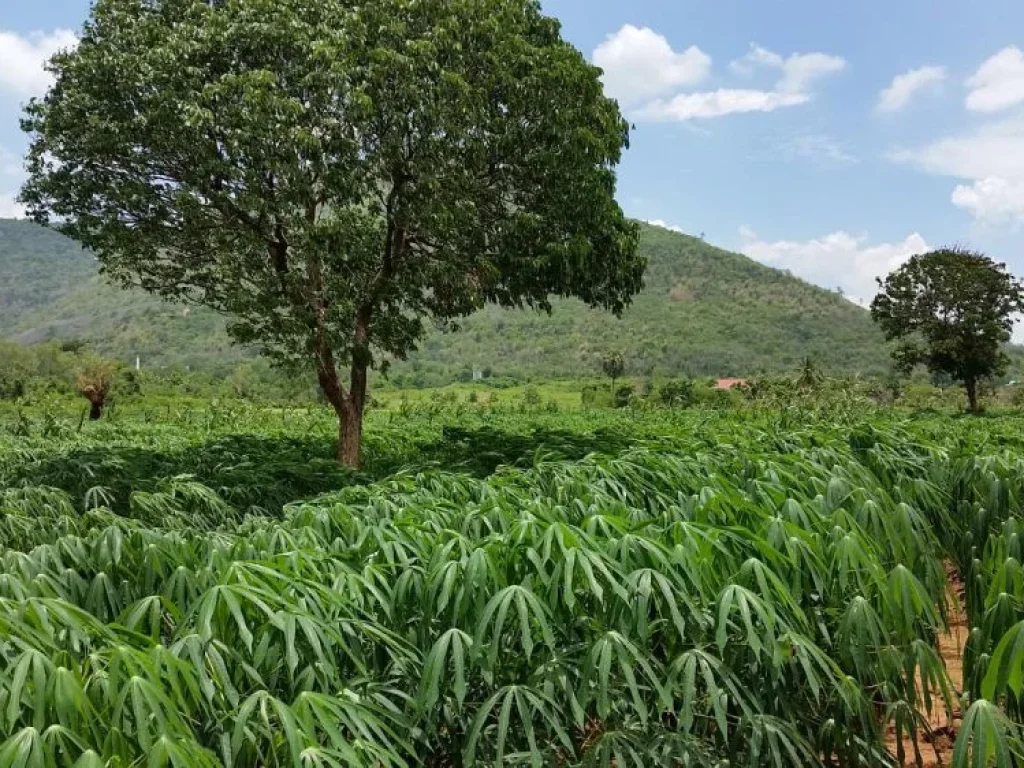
[[373, 378, 596, 409]]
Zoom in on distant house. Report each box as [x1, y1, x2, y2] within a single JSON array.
[[714, 378, 748, 391]]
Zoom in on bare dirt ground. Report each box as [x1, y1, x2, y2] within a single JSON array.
[[884, 563, 969, 767]]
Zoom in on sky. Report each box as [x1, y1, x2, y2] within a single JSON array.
[[2, 1, 1024, 310]]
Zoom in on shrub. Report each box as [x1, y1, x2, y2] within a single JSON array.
[[658, 378, 695, 407], [613, 383, 634, 408], [522, 385, 542, 407], [580, 385, 598, 410]]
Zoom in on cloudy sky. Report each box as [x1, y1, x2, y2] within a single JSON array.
[[2, 0, 1024, 306]]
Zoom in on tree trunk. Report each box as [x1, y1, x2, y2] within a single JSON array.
[[314, 323, 370, 470], [339, 313, 370, 469], [337, 397, 363, 468], [965, 377, 980, 414], [303, 223, 381, 469], [89, 399, 103, 420], [321, 383, 365, 470]]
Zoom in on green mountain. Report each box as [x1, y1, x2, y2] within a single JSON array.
[[1, 218, 891, 382], [1, 219, 243, 371]]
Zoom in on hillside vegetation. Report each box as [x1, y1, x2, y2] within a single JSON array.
[[2, 218, 890, 380]]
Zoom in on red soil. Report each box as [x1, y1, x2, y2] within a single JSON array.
[[883, 563, 968, 767]]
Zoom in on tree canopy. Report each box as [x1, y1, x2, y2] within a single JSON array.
[[20, 0, 643, 465], [870, 247, 1024, 413], [601, 351, 624, 390]]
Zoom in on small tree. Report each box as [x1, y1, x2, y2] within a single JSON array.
[[521, 385, 542, 408], [75, 359, 115, 420], [796, 356, 823, 392], [871, 247, 1024, 414], [1011, 384, 1024, 408], [601, 352, 625, 394], [580, 385, 598, 411], [21, 0, 644, 467], [884, 369, 902, 404]]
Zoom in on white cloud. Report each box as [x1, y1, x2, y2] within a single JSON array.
[[891, 117, 1024, 223], [644, 219, 684, 234], [638, 89, 808, 122], [0, 192, 26, 219], [640, 43, 844, 122], [890, 117, 1024, 180], [775, 52, 847, 94], [0, 146, 26, 218], [593, 25, 710, 107], [966, 46, 1024, 113], [731, 44, 846, 94], [780, 133, 858, 167], [730, 45, 784, 75], [0, 147, 21, 176], [877, 65, 946, 112], [739, 228, 930, 303], [0, 29, 77, 97], [951, 177, 1024, 224]]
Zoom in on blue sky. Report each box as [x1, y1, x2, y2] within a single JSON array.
[[2, 1, 1024, 307]]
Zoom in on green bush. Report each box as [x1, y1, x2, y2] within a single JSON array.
[[613, 383, 634, 408], [658, 378, 696, 407], [521, 385, 542, 407]]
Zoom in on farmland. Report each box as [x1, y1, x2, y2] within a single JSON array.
[[0, 403, 1022, 766]]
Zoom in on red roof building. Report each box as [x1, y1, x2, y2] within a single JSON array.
[[713, 378, 748, 391]]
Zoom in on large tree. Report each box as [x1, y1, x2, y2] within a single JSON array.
[[20, 0, 644, 466], [870, 247, 1024, 414]]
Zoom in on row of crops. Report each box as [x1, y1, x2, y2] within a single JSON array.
[[0, 407, 1022, 766]]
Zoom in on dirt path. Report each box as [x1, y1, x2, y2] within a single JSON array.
[[884, 563, 969, 767]]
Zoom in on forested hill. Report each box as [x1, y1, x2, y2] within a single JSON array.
[[1, 218, 891, 381]]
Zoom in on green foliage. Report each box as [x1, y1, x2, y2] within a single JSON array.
[[3, 219, 904, 386], [580, 385, 598, 411], [417, 222, 897, 383], [657, 378, 696, 407], [612, 383, 634, 408], [0, 219, 94, 333], [20, 0, 642, 465], [796, 356, 824, 391], [871, 247, 1024, 413], [521, 385, 542, 407], [0, 403, 1021, 764], [1011, 385, 1024, 407], [0, 342, 318, 409], [0, 342, 111, 406], [600, 351, 625, 387]]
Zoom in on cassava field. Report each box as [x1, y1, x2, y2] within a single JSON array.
[[0, 402, 1022, 767]]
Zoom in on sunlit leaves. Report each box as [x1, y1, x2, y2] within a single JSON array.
[[2, 408, 1022, 766], [982, 620, 1024, 701], [419, 628, 472, 714], [463, 685, 573, 767], [952, 699, 1022, 768]]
